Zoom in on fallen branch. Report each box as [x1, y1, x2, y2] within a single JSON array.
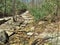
[[0, 18, 11, 25], [32, 35, 60, 45]]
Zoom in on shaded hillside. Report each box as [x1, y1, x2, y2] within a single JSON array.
[[0, 12, 12, 18]]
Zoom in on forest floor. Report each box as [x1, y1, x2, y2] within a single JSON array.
[[0, 11, 60, 45]]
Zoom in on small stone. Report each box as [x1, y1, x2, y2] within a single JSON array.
[[27, 32, 33, 36], [6, 31, 13, 36], [31, 27, 35, 30], [38, 21, 45, 25]]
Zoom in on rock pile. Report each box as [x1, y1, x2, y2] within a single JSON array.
[[0, 10, 34, 45]]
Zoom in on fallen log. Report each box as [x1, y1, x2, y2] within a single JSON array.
[[0, 17, 11, 25]]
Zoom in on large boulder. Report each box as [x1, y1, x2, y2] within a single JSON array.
[[0, 30, 9, 44]]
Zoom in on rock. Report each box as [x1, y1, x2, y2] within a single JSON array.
[[0, 30, 9, 44], [27, 32, 33, 36], [31, 27, 35, 31], [38, 21, 45, 25], [21, 11, 29, 16], [13, 15, 24, 24], [6, 31, 13, 36]]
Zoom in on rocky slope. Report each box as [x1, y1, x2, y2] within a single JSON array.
[[0, 11, 60, 45]]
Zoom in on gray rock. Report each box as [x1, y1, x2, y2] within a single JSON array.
[[0, 30, 9, 44]]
